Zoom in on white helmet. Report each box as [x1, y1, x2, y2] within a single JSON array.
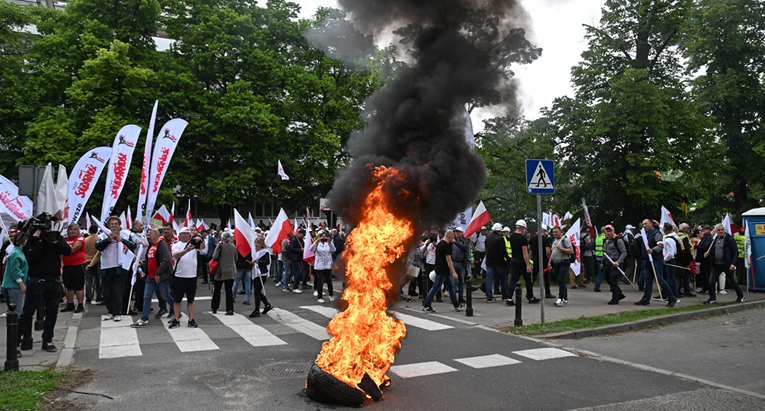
[[516, 219, 527, 228], [491, 223, 502, 231], [502, 227, 511, 232]]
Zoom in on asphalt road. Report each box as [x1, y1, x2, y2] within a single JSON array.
[[65, 279, 765, 410]]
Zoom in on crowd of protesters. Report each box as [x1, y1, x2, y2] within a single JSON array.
[[0, 211, 751, 358]]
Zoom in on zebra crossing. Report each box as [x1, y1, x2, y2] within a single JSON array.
[[91, 305, 456, 359]]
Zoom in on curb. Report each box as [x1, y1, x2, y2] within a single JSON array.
[[541, 300, 765, 339]]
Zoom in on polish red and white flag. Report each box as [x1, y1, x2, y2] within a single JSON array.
[[464, 201, 491, 239], [265, 208, 293, 254]]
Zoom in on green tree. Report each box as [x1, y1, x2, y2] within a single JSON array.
[[547, 0, 716, 228], [683, 0, 765, 220]]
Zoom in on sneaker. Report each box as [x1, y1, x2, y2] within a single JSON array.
[[528, 297, 540, 304], [188, 319, 198, 328], [249, 310, 260, 318], [42, 343, 57, 353], [652, 297, 668, 302], [562, 299, 569, 305], [329, 296, 334, 302], [545, 294, 556, 299], [735, 296, 746, 303], [131, 320, 148, 327], [666, 297, 677, 308], [60, 303, 75, 312], [607, 299, 619, 305], [292, 289, 302, 294], [719, 290, 728, 295], [422, 306, 436, 313], [168, 319, 180, 329], [114, 315, 121, 322], [74, 305, 84, 314], [619, 293, 626, 300], [262, 305, 273, 315], [486, 298, 496, 303], [505, 299, 515, 306], [313, 290, 318, 297], [554, 298, 564, 307], [703, 299, 717, 304], [684, 293, 697, 297], [96, 300, 106, 305], [571, 286, 578, 289], [634, 300, 650, 306], [238, 290, 245, 294], [225, 311, 234, 316], [155, 308, 168, 319], [282, 288, 289, 292], [243, 301, 250, 305], [212, 309, 217, 314], [275, 282, 282, 287], [318, 298, 325, 304], [579, 284, 587, 288], [458, 297, 466, 304], [103, 314, 114, 321], [455, 304, 466, 312], [593, 288, 601, 292]]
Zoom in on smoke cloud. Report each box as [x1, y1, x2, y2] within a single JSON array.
[[319, 0, 541, 232]]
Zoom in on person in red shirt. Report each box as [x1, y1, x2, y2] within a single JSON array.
[[61, 223, 87, 313]]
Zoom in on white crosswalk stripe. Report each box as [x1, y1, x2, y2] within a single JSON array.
[[209, 311, 287, 347], [388, 361, 458, 378], [99, 315, 142, 359], [454, 354, 521, 369], [267, 308, 330, 340], [300, 306, 454, 331], [513, 348, 577, 361], [163, 318, 219, 352]]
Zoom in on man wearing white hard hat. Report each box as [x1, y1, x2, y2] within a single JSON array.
[[506, 220, 540, 306], [483, 223, 509, 302]]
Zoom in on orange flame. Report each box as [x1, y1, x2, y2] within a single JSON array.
[[314, 166, 414, 389]]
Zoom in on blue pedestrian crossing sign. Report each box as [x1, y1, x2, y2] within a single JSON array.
[[526, 159, 555, 194]]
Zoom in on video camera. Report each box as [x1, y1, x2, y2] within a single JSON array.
[[18, 212, 62, 243], [189, 236, 203, 250]]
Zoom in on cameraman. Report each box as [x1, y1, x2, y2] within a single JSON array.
[[17, 219, 72, 352]]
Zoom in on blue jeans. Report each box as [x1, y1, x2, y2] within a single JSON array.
[[289, 260, 303, 290], [424, 273, 459, 308], [141, 278, 174, 322], [451, 262, 465, 299], [277, 260, 284, 282], [233, 268, 252, 303], [281, 260, 293, 289], [3, 287, 24, 316], [594, 257, 605, 289], [640, 258, 674, 301], [606, 265, 621, 300], [484, 265, 507, 300], [552, 260, 570, 300]]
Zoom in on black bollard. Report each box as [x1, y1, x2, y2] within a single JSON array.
[[466, 274, 473, 316], [5, 303, 19, 371], [514, 283, 522, 327], [34, 300, 44, 331]]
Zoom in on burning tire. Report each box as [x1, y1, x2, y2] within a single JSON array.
[[306, 364, 367, 406]]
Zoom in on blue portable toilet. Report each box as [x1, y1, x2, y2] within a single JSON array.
[[742, 207, 765, 292]]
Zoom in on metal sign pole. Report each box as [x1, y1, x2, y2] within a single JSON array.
[[538, 193, 544, 323]]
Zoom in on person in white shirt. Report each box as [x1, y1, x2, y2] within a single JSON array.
[[472, 226, 488, 278], [169, 227, 205, 329], [662, 223, 680, 301]]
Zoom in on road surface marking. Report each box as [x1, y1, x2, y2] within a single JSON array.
[[513, 348, 577, 361], [208, 311, 287, 347], [164, 318, 219, 352], [454, 354, 521, 369], [99, 315, 142, 359], [389, 361, 458, 378], [267, 308, 330, 340]]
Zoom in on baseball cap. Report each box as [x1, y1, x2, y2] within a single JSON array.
[[454, 227, 463, 232], [179, 227, 190, 234], [502, 227, 511, 232], [625, 224, 635, 230], [515, 219, 527, 228], [491, 223, 502, 231], [605, 224, 614, 230]]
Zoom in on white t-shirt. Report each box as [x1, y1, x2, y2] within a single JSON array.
[[98, 230, 132, 269], [172, 241, 202, 278]]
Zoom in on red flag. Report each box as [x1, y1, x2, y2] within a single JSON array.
[[152, 205, 171, 225], [582, 197, 596, 238], [170, 202, 175, 225], [265, 208, 293, 254], [184, 199, 192, 229], [464, 201, 491, 239], [126, 205, 132, 230]]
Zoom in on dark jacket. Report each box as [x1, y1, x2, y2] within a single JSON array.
[[640, 228, 664, 261], [23, 232, 71, 280], [603, 236, 627, 266], [153, 240, 173, 282], [696, 235, 713, 262], [452, 236, 470, 266], [289, 236, 304, 262], [709, 233, 738, 267], [485, 232, 509, 267]]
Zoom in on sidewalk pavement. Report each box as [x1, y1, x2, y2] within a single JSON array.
[[1, 304, 85, 371], [394, 279, 765, 333]]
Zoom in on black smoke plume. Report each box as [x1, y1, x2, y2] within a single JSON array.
[[319, 0, 542, 231]]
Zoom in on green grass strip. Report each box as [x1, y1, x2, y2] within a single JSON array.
[[506, 301, 741, 336], [0, 369, 67, 411]]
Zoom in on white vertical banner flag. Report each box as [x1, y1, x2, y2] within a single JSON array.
[[55, 164, 68, 222], [126, 206, 132, 230], [722, 214, 734, 235], [68, 147, 111, 226], [277, 160, 289, 180], [144, 119, 188, 226], [660, 206, 675, 228], [0, 174, 33, 221], [452, 108, 475, 231], [100, 125, 142, 222], [138, 100, 158, 225], [564, 218, 581, 275], [37, 163, 56, 216], [744, 224, 752, 270], [542, 212, 552, 228]]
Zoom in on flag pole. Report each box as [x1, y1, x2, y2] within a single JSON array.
[[603, 254, 638, 290], [126, 284, 134, 315], [649, 258, 663, 300]]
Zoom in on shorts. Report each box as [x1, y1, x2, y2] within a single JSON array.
[[62, 264, 86, 290], [172, 277, 197, 303]]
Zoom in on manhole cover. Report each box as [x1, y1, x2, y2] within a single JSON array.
[[260, 362, 312, 379]]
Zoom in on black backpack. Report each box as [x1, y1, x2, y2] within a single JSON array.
[[624, 233, 641, 257], [674, 236, 692, 266]]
